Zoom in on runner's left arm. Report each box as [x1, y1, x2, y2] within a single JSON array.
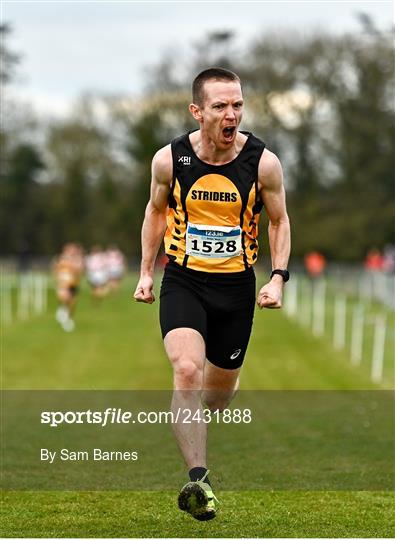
[[256, 150, 291, 309]]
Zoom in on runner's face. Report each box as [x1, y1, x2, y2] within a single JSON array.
[[198, 80, 244, 148]]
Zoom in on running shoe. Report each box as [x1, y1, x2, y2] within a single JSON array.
[[178, 470, 218, 521], [62, 317, 75, 332], [56, 306, 68, 324]]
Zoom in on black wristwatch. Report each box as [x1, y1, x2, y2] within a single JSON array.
[[270, 269, 290, 282]]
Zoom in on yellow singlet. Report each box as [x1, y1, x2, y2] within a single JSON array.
[[164, 131, 266, 272]]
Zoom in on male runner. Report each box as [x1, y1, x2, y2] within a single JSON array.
[[53, 243, 84, 332], [134, 68, 291, 520], [106, 245, 126, 291], [86, 246, 109, 299]]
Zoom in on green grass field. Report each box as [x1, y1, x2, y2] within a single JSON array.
[[1, 274, 394, 538]]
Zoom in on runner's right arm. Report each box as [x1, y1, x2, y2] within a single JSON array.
[[133, 145, 172, 304]]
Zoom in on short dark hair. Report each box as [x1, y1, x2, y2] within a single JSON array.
[[192, 67, 241, 107]]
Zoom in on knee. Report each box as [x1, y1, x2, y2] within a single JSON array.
[[201, 390, 233, 413], [173, 358, 203, 389], [58, 290, 69, 303]]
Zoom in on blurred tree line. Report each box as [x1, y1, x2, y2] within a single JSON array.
[[1, 18, 393, 262]]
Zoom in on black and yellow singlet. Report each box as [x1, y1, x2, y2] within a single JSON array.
[[164, 130, 266, 273]]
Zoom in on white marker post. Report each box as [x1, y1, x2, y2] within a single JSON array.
[[29, 273, 36, 314], [350, 304, 365, 366], [1, 275, 13, 326], [300, 278, 312, 328], [374, 272, 387, 306], [34, 274, 43, 314], [312, 278, 326, 337], [371, 314, 387, 384], [358, 273, 365, 305], [284, 276, 298, 318], [17, 274, 29, 321], [333, 295, 346, 350], [360, 271, 373, 307], [42, 275, 48, 313]]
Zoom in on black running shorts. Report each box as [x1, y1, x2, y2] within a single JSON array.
[[159, 261, 256, 369]]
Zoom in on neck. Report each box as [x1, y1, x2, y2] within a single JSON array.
[[190, 129, 245, 166]]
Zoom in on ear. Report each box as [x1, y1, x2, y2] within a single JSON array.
[[189, 103, 203, 123]]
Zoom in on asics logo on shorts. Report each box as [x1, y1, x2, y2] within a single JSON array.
[[230, 349, 242, 360]]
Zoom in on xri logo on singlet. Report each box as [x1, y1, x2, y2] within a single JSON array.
[[178, 155, 191, 165]]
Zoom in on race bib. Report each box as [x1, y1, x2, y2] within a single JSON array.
[[186, 223, 242, 258]]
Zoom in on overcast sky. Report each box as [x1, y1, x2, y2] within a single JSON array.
[[3, 1, 394, 117]]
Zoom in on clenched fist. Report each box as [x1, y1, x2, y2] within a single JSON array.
[[133, 276, 155, 304], [256, 278, 283, 309]]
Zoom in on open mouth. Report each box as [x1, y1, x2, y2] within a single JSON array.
[[222, 126, 236, 141]]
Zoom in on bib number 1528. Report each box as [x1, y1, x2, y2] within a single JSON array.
[[186, 223, 242, 259], [190, 238, 238, 254]]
